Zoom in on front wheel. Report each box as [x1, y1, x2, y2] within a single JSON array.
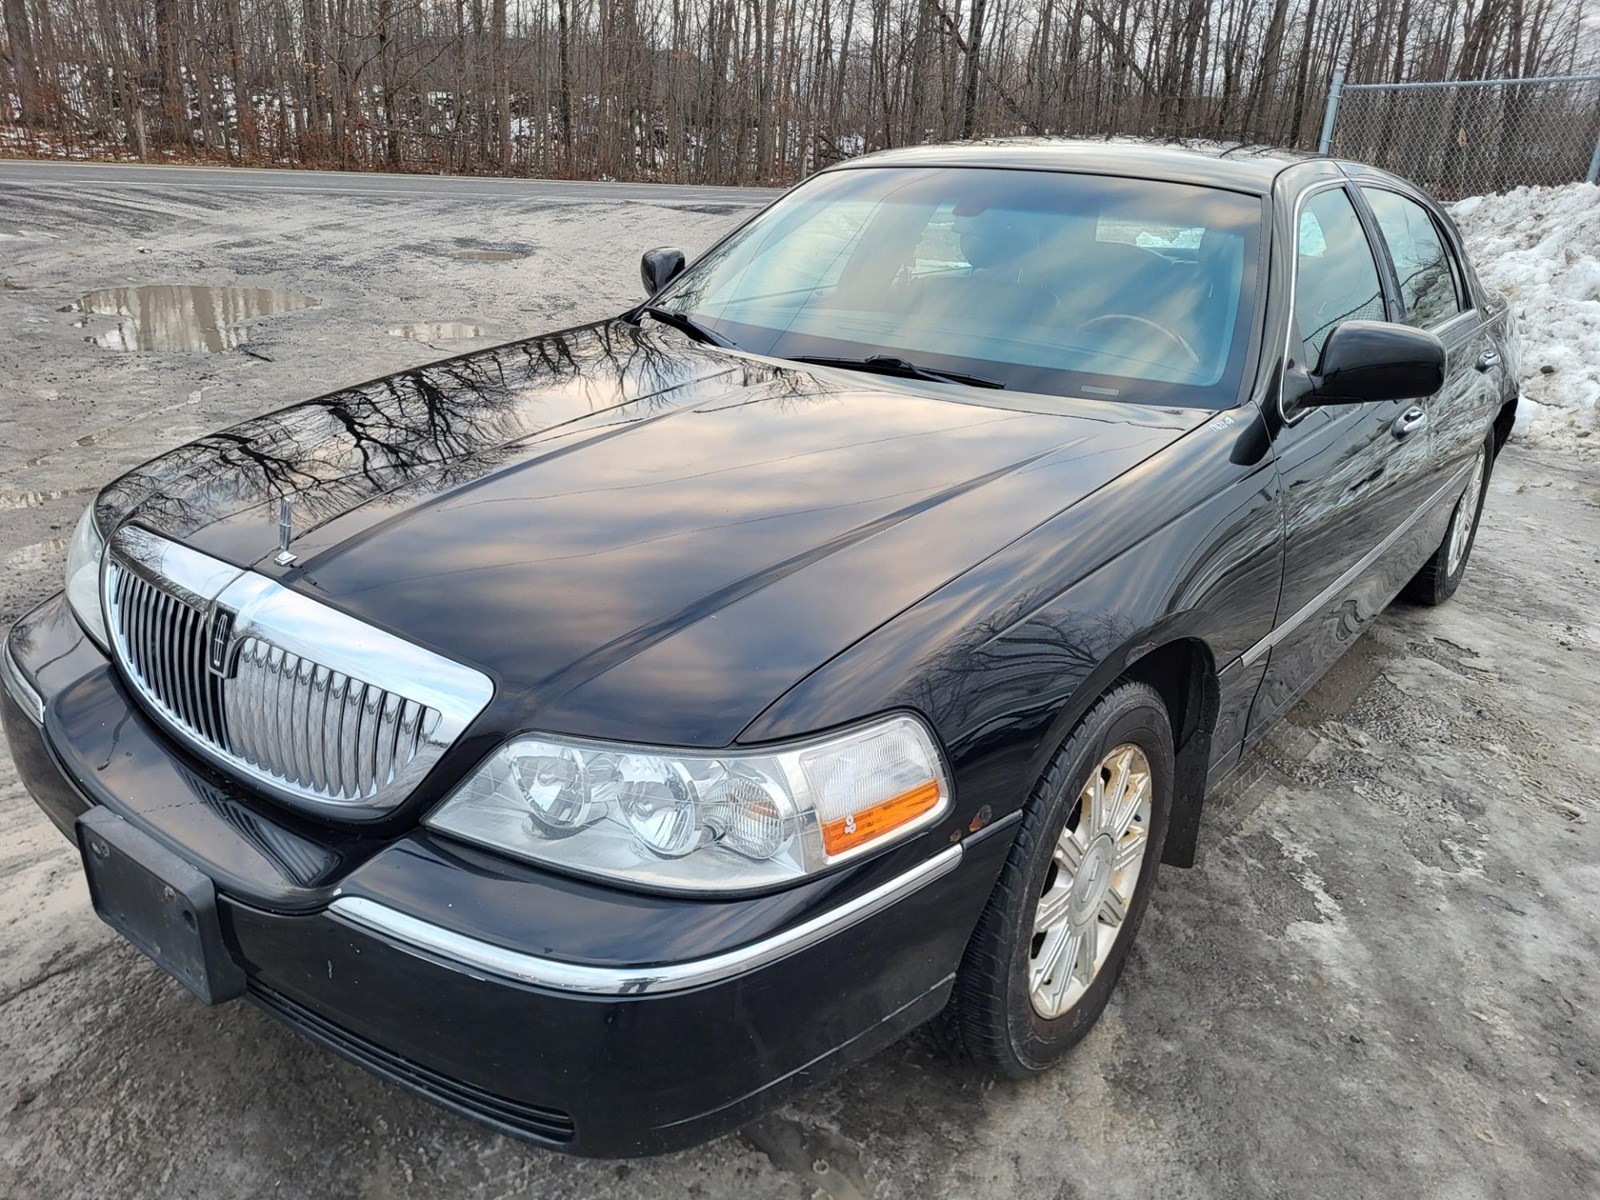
[[952, 681, 1172, 1077], [1403, 433, 1493, 607]]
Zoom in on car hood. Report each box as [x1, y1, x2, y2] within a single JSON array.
[[99, 320, 1207, 747]]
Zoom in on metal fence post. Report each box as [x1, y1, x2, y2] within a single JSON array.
[[1588, 123, 1600, 183], [1318, 70, 1345, 154]]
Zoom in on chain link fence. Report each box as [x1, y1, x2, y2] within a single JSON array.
[[1320, 73, 1600, 199]]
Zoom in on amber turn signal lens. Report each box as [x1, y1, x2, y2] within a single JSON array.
[[820, 778, 942, 856]]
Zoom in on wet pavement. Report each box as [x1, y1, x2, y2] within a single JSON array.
[[0, 171, 1596, 1200], [386, 321, 485, 341], [75, 284, 319, 353]]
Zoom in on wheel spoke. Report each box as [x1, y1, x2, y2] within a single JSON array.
[[1105, 748, 1130, 799], [1047, 930, 1084, 1012], [1034, 884, 1073, 933], [1071, 921, 1097, 984], [1032, 925, 1079, 1014], [1099, 886, 1128, 927], [1082, 771, 1106, 836], [1097, 750, 1132, 836], [1110, 772, 1149, 839], [1030, 925, 1067, 991], [1054, 826, 1086, 873], [1111, 827, 1148, 871]]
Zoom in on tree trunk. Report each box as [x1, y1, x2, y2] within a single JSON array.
[[376, 0, 399, 167], [493, 0, 510, 169], [227, 0, 250, 159], [155, 0, 184, 149], [557, 0, 575, 172], [959, 0, 985, 137], [1288, 0, 1321, 146], [2, 0, 44, 126]]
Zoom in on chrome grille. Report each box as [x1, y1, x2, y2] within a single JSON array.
[[223, 638, 434, 801], [110, 567, 229, 745], [101, 525, 492, 816]]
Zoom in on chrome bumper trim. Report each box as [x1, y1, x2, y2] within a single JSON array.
[[329, 842, 965, 996], [2, 633, 45, 725]]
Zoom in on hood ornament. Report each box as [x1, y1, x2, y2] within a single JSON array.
[[274, 497, 297, 566]]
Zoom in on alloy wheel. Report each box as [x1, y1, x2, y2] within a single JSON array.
[[1447, 446, 1488, 577], [1028, 743, 1153, 1020]]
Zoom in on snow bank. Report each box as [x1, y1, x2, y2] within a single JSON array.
[[1451, 184, 1599, 446]]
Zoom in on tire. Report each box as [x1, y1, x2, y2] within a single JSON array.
[[1402, 432, 1493, 607], [953, 680, 1173, 1078]]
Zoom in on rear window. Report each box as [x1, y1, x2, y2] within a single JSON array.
[[1362, 187, 1467, 329]]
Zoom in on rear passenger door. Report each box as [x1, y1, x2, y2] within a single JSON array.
[[1247, 183, 1437, 732], [1357, 185, 1500, 478]]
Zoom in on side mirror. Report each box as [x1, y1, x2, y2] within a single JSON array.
[[640, 247, 686, 297], [1295, 320, 1446, 407]]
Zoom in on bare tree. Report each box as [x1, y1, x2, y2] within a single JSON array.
[[0, 0, 1593, 185]]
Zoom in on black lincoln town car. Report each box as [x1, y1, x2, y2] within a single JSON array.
[[3, 141, 1518, 1156]]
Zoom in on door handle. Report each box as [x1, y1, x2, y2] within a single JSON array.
[[1392, 405, 1428, 440], [1476, 350, 1501, 372]]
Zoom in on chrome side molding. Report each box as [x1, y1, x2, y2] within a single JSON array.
[[329, 843, 966, 995]]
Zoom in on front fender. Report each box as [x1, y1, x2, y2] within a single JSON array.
[[740, 410, 1285, 858]]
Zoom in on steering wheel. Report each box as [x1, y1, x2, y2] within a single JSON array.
[[1076, 313, 1201, 368]]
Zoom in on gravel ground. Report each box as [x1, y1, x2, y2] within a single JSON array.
[[1, 171, 1597, 1200]]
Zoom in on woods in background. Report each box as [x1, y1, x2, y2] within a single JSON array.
[[0, 0, 1594, 184]]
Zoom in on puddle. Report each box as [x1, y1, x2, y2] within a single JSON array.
[[455, 250, 523, 262], [76, 285, 318, 353], [387, 322, 484, 341]]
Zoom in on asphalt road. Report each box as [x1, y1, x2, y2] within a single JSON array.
[[1, 166, 1597, 1200], [0, 158, 785, 206]]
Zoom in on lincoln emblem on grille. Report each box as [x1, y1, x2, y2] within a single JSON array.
[[275, 496, 297, 566], [207, 606, 236, 675]]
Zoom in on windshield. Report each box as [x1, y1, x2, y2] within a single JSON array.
[[654, 166, 1265, 408]]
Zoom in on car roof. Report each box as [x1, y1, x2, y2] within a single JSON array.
[[831, 137, 1325, 195]]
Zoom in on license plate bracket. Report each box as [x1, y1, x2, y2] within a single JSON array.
[[77, 807, 246, 1005]]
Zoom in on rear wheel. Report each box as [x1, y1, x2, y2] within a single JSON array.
[[953, 681, 1172, 1077], [1403, 433, 1492, 607]]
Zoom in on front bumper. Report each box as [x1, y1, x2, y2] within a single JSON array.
[[2, 595, 1012, 1156]]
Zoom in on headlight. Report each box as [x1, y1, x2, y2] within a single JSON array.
[[65, 505, 109, 649], [426, 714, 951, 892]]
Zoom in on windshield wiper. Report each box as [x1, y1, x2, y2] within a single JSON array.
[[637, 305, 734, 348], [790, 354, 1005, 390]]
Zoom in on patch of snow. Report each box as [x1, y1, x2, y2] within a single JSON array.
[[1451, 183, 1600, 446]]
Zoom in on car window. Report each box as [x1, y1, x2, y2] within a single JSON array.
[[1293, 188, 1386, 362], [1361, 187, 1466, 328], [707, 200, 871, 300], [657, 166, 1265, 409]]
